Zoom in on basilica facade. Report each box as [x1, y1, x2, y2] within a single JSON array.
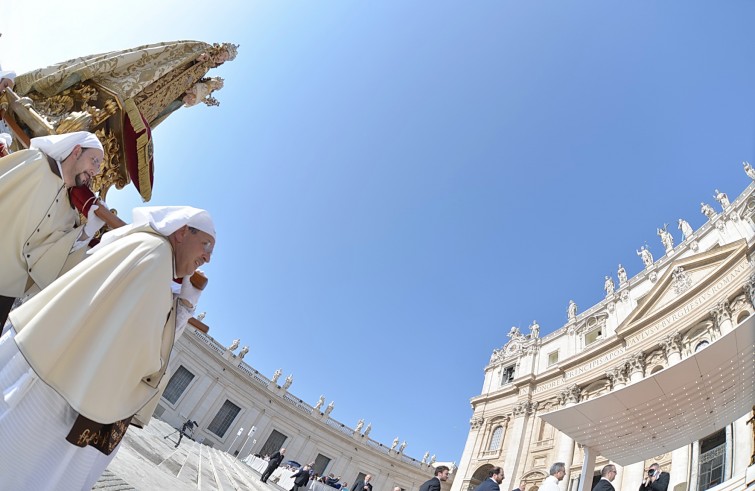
[[452, 172, 755, 491]]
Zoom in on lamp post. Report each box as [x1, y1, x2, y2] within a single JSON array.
[[237, 425, 257, 460]]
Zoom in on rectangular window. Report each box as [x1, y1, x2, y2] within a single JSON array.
[[163, 365, 195, 404], [548, 351, 559, 366], [698, 444, 725, 489], [207, 400, 241, 438], [501, 365, 515, 385], [584, 328, 602, 346]]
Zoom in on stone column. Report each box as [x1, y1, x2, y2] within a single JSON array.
[[669, 444, 691, 491], [661, 332, 691, 490], [621, 356, 646, 491], [555, 384, 580, 491], [689, 440, 700, 491], [605, 364, 630, 486], [710, 301, 733, 337], [501, 405, 531, 491], [732, 412, 752, 477], [449, 416, 485, 491]]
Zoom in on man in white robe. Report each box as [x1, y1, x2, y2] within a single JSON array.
[[0, 206, 215, 490], [0, 131, 106, 326]]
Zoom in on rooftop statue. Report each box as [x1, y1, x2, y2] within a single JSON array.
[[678, 218, 694, 240], [701, 202, 716, 220], [604, 276, 615, 296], [743, 161, 755, 180], [314, 395, 325, 411], [617, 264, 627, 285], [657, 225, 674, 254], [567, 300, 577, 321], [636, 246, 653, 268], [529, 320, 540, 339], [714, 189, 730, 209], [238, 346, 249, 359], [271, 369, 282, 384]]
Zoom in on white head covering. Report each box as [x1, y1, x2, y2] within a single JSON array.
[[0, 133, 11, 148], [30, 131, 103, 161], [90, 205, 215, 253]]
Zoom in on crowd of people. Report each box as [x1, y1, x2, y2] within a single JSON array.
[[413, 460, 669, 491]]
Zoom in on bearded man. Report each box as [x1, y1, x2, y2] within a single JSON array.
[[0, 131, 106, 326], [0, 206, 215, 490]]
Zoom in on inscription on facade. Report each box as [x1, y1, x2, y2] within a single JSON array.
[[533, 378, 564, 394], [565, 346, 626, 379], [626, 262, 748, 346]]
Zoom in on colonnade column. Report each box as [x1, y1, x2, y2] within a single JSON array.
[[606, 364, 630, 487], [501, 404, 532, 491], [732, 412, 753, 476], [621, 353, 647, 491], [450, 416, 485, 491], [555, 384, 580, 491], [662, 332, 691, 490]]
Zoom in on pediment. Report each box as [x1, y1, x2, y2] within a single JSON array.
[[616, 240, 751, 338]]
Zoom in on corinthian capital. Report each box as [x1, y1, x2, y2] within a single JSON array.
[[744, 273, 755, 306], [558, 384, 581, 406], [626, 351, 646, 376], [605, 365, 628, 387], [709, 300, 731, 329], [661, 332, 682, 359], [469, 416, 484, 430], [512, 400, 538, 416]]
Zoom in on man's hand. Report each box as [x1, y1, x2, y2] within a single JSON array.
[[83, 203, 106, 238], [179, 272, 203, 308]]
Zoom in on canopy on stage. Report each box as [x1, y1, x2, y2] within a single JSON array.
[[540, 315, 754, 466]]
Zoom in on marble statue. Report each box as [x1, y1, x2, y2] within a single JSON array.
[[399, 441, 406, 453], [238, 346, 249, 360], [617, 264, 627, 284], [604, 276, 615, 296], [282, 374, 293, 390], [422, 452, 430, 464], [364, 423, 372, 437], [430, 455, 436, 464], [529, 320, 540, 339], [196, 312, 206, 321], [744, 161, 755, 180], [391, 437, 399, 450], [657, 226, 674, 253], [324, 401, 335, 416], [678, 218, 694, 240], [355, 419, 364, 433], [567, 300, 577, 321], [315, 395, 325, 411], [714, 189, 730, 208], [507, 326, 521, 338], [636, 246, 653, 268], [227, 339, 240, 351], [701, 202, 716, 219], [271, 369, 282, 384]]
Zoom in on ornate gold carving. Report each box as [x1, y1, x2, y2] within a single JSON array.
[[90, 129, 126, 200]]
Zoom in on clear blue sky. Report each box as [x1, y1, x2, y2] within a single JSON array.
[[4, 1, 755, 466]]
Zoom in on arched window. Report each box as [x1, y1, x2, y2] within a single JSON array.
[[695, 340, 710, 352], [488, 426, 503, 451]]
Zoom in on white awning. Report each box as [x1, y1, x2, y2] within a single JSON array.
[[540, 315, 755, 466]]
